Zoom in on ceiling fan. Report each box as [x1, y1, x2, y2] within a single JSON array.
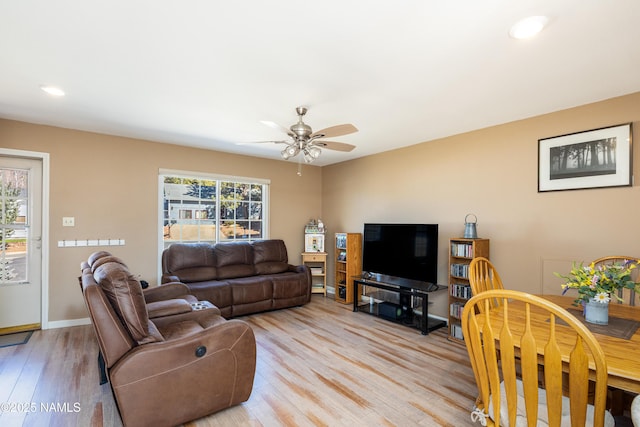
[[257, 107, 358, 163]]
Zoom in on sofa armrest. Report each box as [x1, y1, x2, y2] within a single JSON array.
[[161, 273, 181, 284], [143, 282, 191, 303], [289, 264, 309, 274]]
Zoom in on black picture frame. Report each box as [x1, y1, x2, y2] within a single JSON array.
[[538, 123, 633, 192]]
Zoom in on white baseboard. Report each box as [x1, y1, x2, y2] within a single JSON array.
[[44, 317, 91, 330]]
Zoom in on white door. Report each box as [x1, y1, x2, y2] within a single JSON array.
[[0, 157, 42, 332]]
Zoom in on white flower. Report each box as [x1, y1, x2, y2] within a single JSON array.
[[593, 292, 611, 303]]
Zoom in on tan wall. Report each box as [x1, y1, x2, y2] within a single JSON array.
[[0, 120, 322, 323], [2, 91, 639, 324], [322, 92, 640, 319]]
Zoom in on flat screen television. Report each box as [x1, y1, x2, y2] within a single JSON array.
[[362, 223, 438, 284]]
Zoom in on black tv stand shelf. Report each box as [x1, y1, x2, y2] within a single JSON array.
[[352, 275, 446, 335]]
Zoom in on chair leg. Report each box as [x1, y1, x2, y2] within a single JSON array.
[[608, 388, 625, 416], [98, 351, 108, 385]]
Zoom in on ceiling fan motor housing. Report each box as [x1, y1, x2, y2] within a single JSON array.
[[291, 122, 312, 138]]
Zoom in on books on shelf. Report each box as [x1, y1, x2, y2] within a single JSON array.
[[451, 242, 473, 258], [449, 302, 465, 319], [450, 323, 464, 340], [450, 283, 472, 299], [450, 263, 469, 278]]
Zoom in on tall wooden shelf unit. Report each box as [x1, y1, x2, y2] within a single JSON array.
[[334, 233, 362, 304], [302, 252, 328, 296], [448, 238, 490, 343]]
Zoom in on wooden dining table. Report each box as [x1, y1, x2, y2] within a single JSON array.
[[483, 294, 640, 394]]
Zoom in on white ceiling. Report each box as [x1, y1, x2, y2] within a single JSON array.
[[1, 1, 639, 166]]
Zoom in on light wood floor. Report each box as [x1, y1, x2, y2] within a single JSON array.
[[0, 296, 479, 427]]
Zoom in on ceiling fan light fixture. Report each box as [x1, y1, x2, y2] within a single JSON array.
[[308, 146, 322, 159], [281, 144, 299, 160], [303, 149, 314, 163]]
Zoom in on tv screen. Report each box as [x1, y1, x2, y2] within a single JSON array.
[[362, 223, 438, 284]]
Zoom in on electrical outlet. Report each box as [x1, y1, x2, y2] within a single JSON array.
[[62, 217, 75, 227]]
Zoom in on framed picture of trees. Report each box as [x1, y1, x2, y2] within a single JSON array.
[[538, 123, 632, 192]]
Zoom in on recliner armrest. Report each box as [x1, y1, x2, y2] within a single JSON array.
[[146, 299, 193, 318], [143, 282, 191, 303]]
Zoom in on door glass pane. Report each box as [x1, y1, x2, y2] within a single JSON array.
[[0, 168, 28, 284]]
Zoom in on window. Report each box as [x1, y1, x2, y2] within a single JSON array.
[[160, 171, 269, 248]]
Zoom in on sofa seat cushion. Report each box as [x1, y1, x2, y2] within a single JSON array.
[[230, 276, 273, 305], [187, 281, 232, 310], [270, 273, 308, 299], [253, 239, 289, 274], [215, 242, 256, 279]]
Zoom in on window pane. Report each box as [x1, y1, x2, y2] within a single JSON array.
[[0, 168, 28, 284], [237, 202, 249, 219], [250, 202, 262, 220], [251, 184, 262, 201], [248, 222, 263, 239], [220, 201, 235, 220], [161, 174, 267, 245], [220, 221, 238, 240], [237, 183, 250, 201]]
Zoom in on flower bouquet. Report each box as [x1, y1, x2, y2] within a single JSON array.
[[555, 259, 640, 306]]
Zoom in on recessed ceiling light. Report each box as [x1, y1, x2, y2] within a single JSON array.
[[40, 85, 65, 97], [509, 16, 549, 39]]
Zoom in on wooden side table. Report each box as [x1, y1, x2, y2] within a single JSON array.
[[302, 252, 327, 296]]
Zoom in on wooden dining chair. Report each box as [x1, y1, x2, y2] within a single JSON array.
[[592, 256, 640, 418], [592, 256, 640, 306], [462, 289, 614, 427], [468, 257, 504, 311]]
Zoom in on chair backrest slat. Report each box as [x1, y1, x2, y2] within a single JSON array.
[[469, 257, 504, 311]]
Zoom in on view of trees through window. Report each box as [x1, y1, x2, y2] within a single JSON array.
[[161, 174, 267, 247], [0, 168, 28, 283]]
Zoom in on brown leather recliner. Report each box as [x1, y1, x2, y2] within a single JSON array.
[[85, 251, 205, 319], [80, 255, 256, 427]]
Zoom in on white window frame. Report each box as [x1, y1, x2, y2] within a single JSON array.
[[158, 169, 270, 277]]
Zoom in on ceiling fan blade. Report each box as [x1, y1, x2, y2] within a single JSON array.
[[260, 120, 294, 137], [312, 140, 356, 152], [310, 123, 358, 139]]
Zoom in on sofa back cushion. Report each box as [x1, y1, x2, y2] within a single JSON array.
[[215, 242, 256, 279], [253, 240, 289, 274], [163, 243, 218, 282], [93, 261, 158, 344]]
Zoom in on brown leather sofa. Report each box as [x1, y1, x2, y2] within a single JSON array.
[[81, 254, 256, 427], [161, 239, 312, 318]]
